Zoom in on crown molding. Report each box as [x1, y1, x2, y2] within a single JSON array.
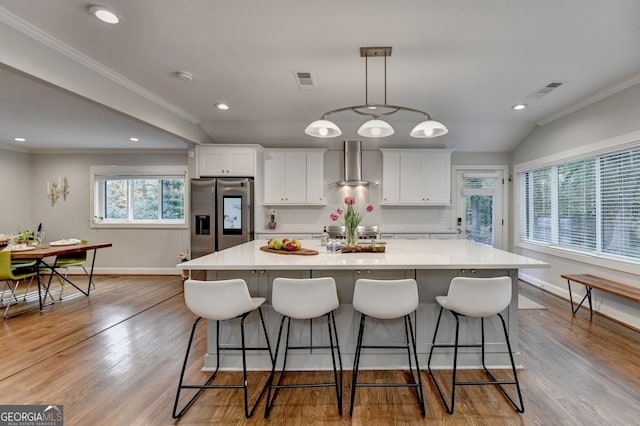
[[0, 7, 200, 124], [0, 143, 32, 154], [30, 148, 189, 155]]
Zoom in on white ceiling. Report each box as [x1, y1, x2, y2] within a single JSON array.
[[2, 0, 640, 153]]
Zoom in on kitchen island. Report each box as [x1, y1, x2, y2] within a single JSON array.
[[178, 239, 548, 371]]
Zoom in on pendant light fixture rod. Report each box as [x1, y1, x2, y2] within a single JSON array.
[[384, 51, 387, 105], [365, 54, 369, 106], [304, 46, 448, 139], [321, 104, 430, 119]]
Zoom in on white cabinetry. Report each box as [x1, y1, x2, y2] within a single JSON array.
[[381, 151, 400, 203], [381, 149, 452, 205], [256, 233, 313, 240], [263, 149, 326, 205], [196, 145, 256, 177], [305, 151, 326, 204]]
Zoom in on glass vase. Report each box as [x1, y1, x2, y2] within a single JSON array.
[[345, 225, 357, 246]]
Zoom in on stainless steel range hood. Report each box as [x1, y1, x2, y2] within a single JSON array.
[[335, 140, 374, 186]]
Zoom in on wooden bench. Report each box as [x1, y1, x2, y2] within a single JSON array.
[[561, 274, 640, 316]]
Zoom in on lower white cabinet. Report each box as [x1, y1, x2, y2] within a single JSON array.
[[381, 232, 459, 239], [255, 233, 312, 241]]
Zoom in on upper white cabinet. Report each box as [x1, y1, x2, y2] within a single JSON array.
[[381, 150, 401, 204], [264, 149, 326, 205], [380, 149, 452, 205], [305, 150, 326, 204], [196, 145, 256, 177]]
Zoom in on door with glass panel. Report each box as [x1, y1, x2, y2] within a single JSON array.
[[455, 169, 506, 249]]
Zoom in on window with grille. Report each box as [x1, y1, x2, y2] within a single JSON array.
[[91, 166, 187, 228], [518, 146, 640, 263]]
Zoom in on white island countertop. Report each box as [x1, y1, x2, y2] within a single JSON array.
[[178, 239, 548, 271]]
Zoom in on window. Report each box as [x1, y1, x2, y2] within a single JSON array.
[[517, 146, 640, 264], [91, 166, 187, 228]]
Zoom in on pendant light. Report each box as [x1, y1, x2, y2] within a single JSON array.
[[305, 47, 448, 139]]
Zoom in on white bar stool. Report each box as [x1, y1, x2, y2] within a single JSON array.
[[264, 277, 343, 418], [427, 276, 524, 414], [350, 278, 426, 417], [172, 279, 273, 419]]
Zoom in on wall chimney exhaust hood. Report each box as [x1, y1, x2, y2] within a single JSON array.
[[335, 140, 374, 186]]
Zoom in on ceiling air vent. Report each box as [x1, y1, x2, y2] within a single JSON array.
[[294, 71, 316, 91], [527, 81, 565, 98]]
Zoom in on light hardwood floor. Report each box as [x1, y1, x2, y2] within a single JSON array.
[[1, 275, 638, 425]]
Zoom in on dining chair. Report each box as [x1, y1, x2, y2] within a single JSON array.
[[0, 250, 41, 318], [11, 259, 39, 301], [54, 239, 93, 299]]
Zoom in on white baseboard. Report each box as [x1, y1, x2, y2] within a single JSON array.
[[519, 272, 570, 299], [518, 272, 640, 330], [65, 267, 181, 275]]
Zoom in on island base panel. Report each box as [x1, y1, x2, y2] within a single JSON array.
[[202, 269, 520, 370]]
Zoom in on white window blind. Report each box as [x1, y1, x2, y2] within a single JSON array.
[[600, 148, 640, 259], [518, 145, 640, 264], [530, 167, 552, 243], [557, 158, 596, 250]]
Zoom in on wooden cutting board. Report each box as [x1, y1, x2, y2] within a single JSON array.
[[340, 245, 386, 253], [260, 246, 319, 255]]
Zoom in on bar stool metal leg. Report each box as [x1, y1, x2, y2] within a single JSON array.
[[427, 306, 458, 414], [350, 312, 425, 417], [405, 314, 426, 416], [173, 307, 273, 419], [265, 312, 342, 418], [327, 312, 343, 414], [427, 308, 524, 414]]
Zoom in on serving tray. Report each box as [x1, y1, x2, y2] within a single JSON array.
[[340, 245, 386, 253], [260, 246, 319, 255]]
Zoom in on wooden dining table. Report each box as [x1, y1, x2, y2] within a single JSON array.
[[10, 242, 112, 311]]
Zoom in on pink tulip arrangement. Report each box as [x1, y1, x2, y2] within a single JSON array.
[[330, 196, 374, 245]]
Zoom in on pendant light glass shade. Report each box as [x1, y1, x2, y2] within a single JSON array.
[[304, 119, 342, 138], [409, 119, 449, 138], [357, 119, 394, 138]]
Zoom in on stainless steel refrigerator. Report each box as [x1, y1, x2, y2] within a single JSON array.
[[190, 178, 254, 260]]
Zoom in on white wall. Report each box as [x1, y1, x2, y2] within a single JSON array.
[[511, 82, 640, 329], [0, 149, 32, 233]]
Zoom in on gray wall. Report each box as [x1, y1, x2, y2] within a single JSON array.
[[511, 82, 640, 329], [0, 149, 32, 233], [1, 150, 190, 274], [256, 149, 510, 234], [3, 147, 510, 274]]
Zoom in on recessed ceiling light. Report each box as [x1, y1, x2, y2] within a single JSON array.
[[14, 137, 26, 142], [215, 103, 230, 111], [129, 137, 139, 142], [512, 104, 527, 111], [89, 5, 120, 24]]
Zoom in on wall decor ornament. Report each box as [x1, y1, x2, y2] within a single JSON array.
[[47, 176, 70, 206]]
